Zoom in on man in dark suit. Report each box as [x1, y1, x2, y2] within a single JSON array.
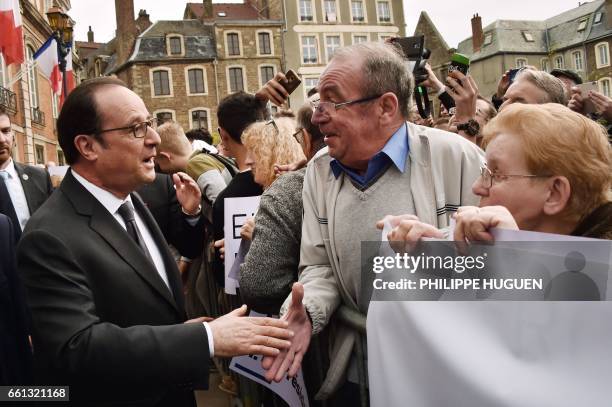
[[18, 77, 293, 406], [0, 214, 32, 385], [0, 106, 53, 242]]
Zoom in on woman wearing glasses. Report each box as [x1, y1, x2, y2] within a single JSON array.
[[383, 103, 611, 241], [371, 102, 611, 407]]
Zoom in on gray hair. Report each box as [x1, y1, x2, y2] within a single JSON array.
[[515, 69, 568, 106], [331, 42, 413, 119]]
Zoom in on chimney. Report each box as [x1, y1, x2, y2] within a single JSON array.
[[87, 26, 94, 42], [471, 13, 484, 53], [136, 9, 152, 33], [115, 0, 136, 66], [606, 0, 612, 30], [202, 0, 213, 20]]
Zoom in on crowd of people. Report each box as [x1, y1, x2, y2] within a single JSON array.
[[0, 38, 611, 406]]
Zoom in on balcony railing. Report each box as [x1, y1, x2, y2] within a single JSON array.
[[31, 107, 45, 126], [0, 86, 17, 113]]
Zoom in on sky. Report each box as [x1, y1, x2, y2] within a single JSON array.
[[70, 0, 590, 47]]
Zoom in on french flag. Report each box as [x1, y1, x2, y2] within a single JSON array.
[[0, 0, 25, 66], [33, 36, 62, 95], [60, 48, 75, 106]]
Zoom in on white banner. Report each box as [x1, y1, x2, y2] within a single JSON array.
[[368, 229, 612, 406]]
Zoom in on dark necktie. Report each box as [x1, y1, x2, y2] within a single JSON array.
[[117, 201, 154, 264], [0, 171, 21, 242]]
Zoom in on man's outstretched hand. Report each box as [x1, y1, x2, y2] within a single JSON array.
[[209, 305, 293, 358], [262, 283, 312, 382]]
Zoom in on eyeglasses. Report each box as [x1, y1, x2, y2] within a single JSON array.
[[97, 117, 158, 139], [292, 128, 304, 146], [266, 119, 279, 134], [310, 94, 382, 116], [479, 164, 551, 188]]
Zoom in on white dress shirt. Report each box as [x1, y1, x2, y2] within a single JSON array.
[[71, 169, 214, 356], [0, 158, 31, 231]]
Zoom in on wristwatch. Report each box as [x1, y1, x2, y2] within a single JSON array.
[[181, 204, 202, 218], [456, 119, 480, 137]]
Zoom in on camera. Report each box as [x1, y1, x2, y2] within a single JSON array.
[[390, 36, 431, 85]]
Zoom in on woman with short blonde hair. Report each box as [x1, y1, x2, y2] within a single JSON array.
[[241, 118, 306, 189]]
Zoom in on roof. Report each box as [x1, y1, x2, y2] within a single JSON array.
[[128, 20, 216, 63], [75, 41, 104, 50], [586, 2, 612, 41], [457, 0, 607, 61], [185, 2, 263, 21]]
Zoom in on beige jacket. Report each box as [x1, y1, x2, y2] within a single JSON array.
[[281, 123, 485, 399]]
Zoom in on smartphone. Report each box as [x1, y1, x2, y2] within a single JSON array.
[[279, 69, 302, 95], [576, 81, 598, 114], [448, 53, 470, 75]]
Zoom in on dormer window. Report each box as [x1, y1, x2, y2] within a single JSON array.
[[522, 32, 534, 42], [167, 35, 183, 56], [594, 12, 603, 24], [577, 19, 588, 32], [483, 33, 492, 46]]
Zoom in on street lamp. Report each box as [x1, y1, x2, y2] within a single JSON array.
[[46, 5, 74, 98]]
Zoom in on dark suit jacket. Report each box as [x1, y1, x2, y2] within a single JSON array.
[[136, 173, 205, 259], [14, 162, 53, 216], [18, 171, 210, 406], [0, 214, 32, 385]]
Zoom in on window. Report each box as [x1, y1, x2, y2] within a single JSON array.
[[227, 33, 240, 56], [541, 58, 549, 72], [522, 32, 534, 42], [554, 55, 564, 69], [51, 91, 59, 118], [168, 36, 182, 55], [516, 58, 527, 68], [572, 51, 583, 71], [156, 111, 174, 123], [152, 70, 171, 96], [35, 143, 45, 165], [353, 34, 367, 44], [0, 53, 5, 87], [577, 19, 587, 32], [351, 0, 364, 22], [228, 67, 244, 93], [26, 46, 39, 108], [57, 150, 65, 166], [191, 110, 209, 130], [301, 36, 318, 64], [188, 68, 206, 94], [325, 35, 341, 62], [599, 78, 611, 97], [299, 0, 313, 21], [324, 0, 337, 22], [304, 77, 319, 96], [596, 42, 610, 67], [377, 1, 391, 22], [260, 66, 275, 86], [483, 33, 492, 46], [594, 12, 603, 24], [258, 32, 272, 55]]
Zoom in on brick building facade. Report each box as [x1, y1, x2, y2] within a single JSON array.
[[1, 0, 80, 166]]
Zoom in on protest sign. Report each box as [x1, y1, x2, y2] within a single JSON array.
[[223, 196, 260, 294]]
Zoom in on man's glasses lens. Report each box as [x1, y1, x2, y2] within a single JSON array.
[[134, 118, 157, 138]]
